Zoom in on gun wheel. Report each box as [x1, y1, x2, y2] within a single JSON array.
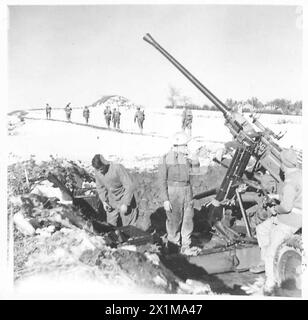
[[274, 235, 302, 291]]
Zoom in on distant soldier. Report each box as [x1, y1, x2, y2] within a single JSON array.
[[182, 107, 193, 137], [46, 103, 52, 119], [104, 106, 112, 128], [83, 106, 90, 124], [181, 108, 187, 130], [112, 107, 121, 130], [134, 107, 145, 133], [65, 103, 72, 121]]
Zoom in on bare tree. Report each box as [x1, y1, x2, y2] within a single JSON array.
[[167, 86, 181, 108], [268, 98, 292, 114]]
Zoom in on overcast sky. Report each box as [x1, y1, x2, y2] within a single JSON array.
[[8, 4, 302, 110]]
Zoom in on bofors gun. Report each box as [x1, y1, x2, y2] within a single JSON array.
[[143, 33, 302, 243]]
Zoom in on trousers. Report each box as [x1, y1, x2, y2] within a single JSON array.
[[256, 216, 297, 285], [137, 119, 144, 130], [106, 196, 139, 227], [166, 185, 194, 248]]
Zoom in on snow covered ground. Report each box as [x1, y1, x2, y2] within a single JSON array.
[[6, 106, 304, 298], [7, 106, 302, 170]]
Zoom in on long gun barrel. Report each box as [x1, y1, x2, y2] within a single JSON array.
[[143, 33, 301, 182], [143, 33, 230, 117]]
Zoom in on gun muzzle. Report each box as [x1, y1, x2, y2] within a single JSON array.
[[143, 33, 155, 45], [143, 33, 230, 117]]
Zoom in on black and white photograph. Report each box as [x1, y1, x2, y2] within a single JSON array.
[[1, 0, 306, 301]]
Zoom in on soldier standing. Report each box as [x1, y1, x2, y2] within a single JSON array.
[[184, 108, 193, 137], [134, 107, 145, 133], [112, 107, 121, 130], [104, 106, 112, 128], [65, 103, 72, 121], [92, 154, 139, 227], [158, 132, 201, 256], [46, 103, 52, 119], [83, 106, 90, 124], [181, 107, 187, 130]]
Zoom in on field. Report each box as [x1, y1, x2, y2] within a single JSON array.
[[8, 106, 302, 169]]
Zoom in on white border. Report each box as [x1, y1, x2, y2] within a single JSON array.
[[1, 0, 306, 300]]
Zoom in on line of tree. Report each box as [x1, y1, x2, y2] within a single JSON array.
[[224, 97, 302, 115], [165, 86, 302, 115]]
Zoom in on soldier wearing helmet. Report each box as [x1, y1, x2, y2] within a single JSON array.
[[112, 107, 121, 130], [65, 103, 72, 121], [181, 107, 193, 137], [134, 107, 145, 133], [83, 106, 90, 124], [158, 132, 201, 256], [104, 106, 112, 129], [46, 103, 52, 119]]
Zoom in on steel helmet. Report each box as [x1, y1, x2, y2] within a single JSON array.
[[172, 132, 189, 146]]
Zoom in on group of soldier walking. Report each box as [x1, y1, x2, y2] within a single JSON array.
[[45, 103, 146, 133], [45, 103, 74, 122], [103, 105, 145, 132], [103, 106, 121, 130], [46, 102, 194, 136]]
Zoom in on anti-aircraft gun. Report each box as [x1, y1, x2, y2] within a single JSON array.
[[143, 34, 302, 286]]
